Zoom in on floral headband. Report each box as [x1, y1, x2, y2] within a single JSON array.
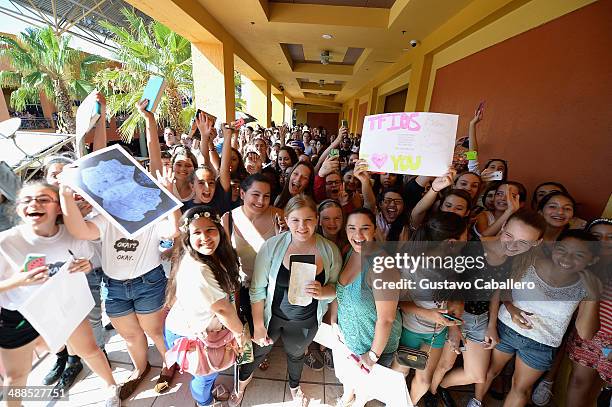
[[180, 211, 221, 233]]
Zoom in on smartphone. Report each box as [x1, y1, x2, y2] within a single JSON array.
[[442, 313, 463, 325], [476, 100, 485, 114], [271, 121, 276, 128], [341, 119, 348, 128], [482, 170, 503, 181], [23, 254, 45, 272], [329, 148, 339, 158]]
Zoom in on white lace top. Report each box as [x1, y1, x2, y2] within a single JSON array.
[[498, 264, 587, 347]]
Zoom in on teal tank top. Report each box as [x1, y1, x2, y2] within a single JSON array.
[[336, 250, 402, 356]]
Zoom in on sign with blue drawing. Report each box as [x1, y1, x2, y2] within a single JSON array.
[[62, 144, 182, 237]]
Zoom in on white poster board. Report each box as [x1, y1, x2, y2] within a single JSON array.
[[359, 112, 458, 176], [18, 264, 94, 353], [60, 144, 183, 237], [314, 323, 413, 407]]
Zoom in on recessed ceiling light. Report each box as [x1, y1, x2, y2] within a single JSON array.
[[322, 34, 333, 39]]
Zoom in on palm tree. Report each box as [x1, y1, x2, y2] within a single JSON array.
[[0, 27, 105, 133], [95, 8, 193, 141]]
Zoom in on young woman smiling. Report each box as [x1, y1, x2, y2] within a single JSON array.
[[0, 183, 119, 407], [537, 191, 575, 242], [335, 208, 403, 406], [273, 161, 315, 209], [230, 195, 341, 406], [474, 182, 526, 238]]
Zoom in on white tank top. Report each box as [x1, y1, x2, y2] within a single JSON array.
[[498, 264, 587, 347], [231, 207, 276, 284]]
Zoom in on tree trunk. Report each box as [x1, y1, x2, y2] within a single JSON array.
[[53, 79, 76, 134], [166, 84, 183, 135]]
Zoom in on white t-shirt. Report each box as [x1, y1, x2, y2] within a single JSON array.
[[0, 225, 94, 310], [90, 215, 170, 280], [165, 255, 228, 337]]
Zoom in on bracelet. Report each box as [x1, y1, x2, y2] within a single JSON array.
[[431, 185, 440, 193]]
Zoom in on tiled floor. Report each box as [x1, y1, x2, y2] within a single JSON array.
[[16, 330, 506, 407]]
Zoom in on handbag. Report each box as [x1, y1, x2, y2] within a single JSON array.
[[396, 322, 440, 371]]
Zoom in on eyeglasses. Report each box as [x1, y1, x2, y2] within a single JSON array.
[[17, 196, 58, 205], [326, 180, 341, 186], [382, 198, 403, 206]]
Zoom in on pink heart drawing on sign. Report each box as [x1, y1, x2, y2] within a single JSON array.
[[371, 153, 388, 169]]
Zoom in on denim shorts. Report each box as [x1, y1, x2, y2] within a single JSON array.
[[462, 311, 489, 343], [400, 327, 448, 350], [495, 321, 556, 371], [101, 265, 167, 318]]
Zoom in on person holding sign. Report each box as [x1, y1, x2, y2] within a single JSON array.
[[230, 194, 341, 406], [353, 160, 410, 241], [59, 167, 182, 400], [0, 182, 120, 407]]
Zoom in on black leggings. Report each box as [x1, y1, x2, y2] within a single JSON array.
[[239, 315, 318, 388]]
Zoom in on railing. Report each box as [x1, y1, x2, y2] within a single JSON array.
[[15, 118, 54, 130]]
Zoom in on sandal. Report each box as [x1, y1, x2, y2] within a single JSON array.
[[212, 384, 230, 401], [119, 362, 151, 400], [258, 357, 270, 371], [228, 376, 252, 407], [154, 365, 175, 393]]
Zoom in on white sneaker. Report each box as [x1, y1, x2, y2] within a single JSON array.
[[532, 380, 553, 406], [105, 385, 121, 407], [290, 386, 309, 406]]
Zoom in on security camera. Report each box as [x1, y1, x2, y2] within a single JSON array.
[[320, 50, 331, 65], [279, 85, 285, 91], [409, 39, 420, 48]]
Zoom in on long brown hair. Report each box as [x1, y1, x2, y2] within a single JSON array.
[[164, 206, 240, 308], [274, 161, 315, 209]]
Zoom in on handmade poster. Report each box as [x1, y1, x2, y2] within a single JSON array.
[[288, 254, 316, 306], [314, 323, 413, 407], [60, 144, 182, 237], [18, 263, 94, 353], [359, 112, 458, 176]]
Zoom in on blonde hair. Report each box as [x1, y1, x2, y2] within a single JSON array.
[[284, 194, 317, 217]]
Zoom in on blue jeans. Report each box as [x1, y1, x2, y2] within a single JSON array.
[[495, 321, 556, 371], [101, 265, 167, 317], [164, 327, 218, 406]]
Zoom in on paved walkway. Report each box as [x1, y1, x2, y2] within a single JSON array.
[[18, 330, 504, 406]]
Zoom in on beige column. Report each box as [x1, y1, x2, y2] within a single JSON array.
[[243, 79, 271, 127], [272, 93, 284, 126], [191, 41, 235, 124]]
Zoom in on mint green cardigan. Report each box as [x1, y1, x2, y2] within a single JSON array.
[[250, 231, 342, 329]]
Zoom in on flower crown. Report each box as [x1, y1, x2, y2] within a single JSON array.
[[180, 211, 221, 233]]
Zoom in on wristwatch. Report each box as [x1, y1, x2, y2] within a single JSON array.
[[367, 350, 379, 363]]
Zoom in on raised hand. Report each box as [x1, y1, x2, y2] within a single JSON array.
[[431, 168, 456, 192], [135, 99, 153, 119], [156, 166, 176, 193], [196, 111, 214, 142]]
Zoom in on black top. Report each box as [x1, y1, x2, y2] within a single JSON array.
[[464, 244, 513, 315], [272, 263, 326, 321], [182, 179, 232, 215]]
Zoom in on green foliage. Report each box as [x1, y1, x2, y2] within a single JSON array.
[[0, 26, 105, 131], [95, 7, 193, 141]]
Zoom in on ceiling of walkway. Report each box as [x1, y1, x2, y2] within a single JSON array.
[[197, 0, 472, 107]]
